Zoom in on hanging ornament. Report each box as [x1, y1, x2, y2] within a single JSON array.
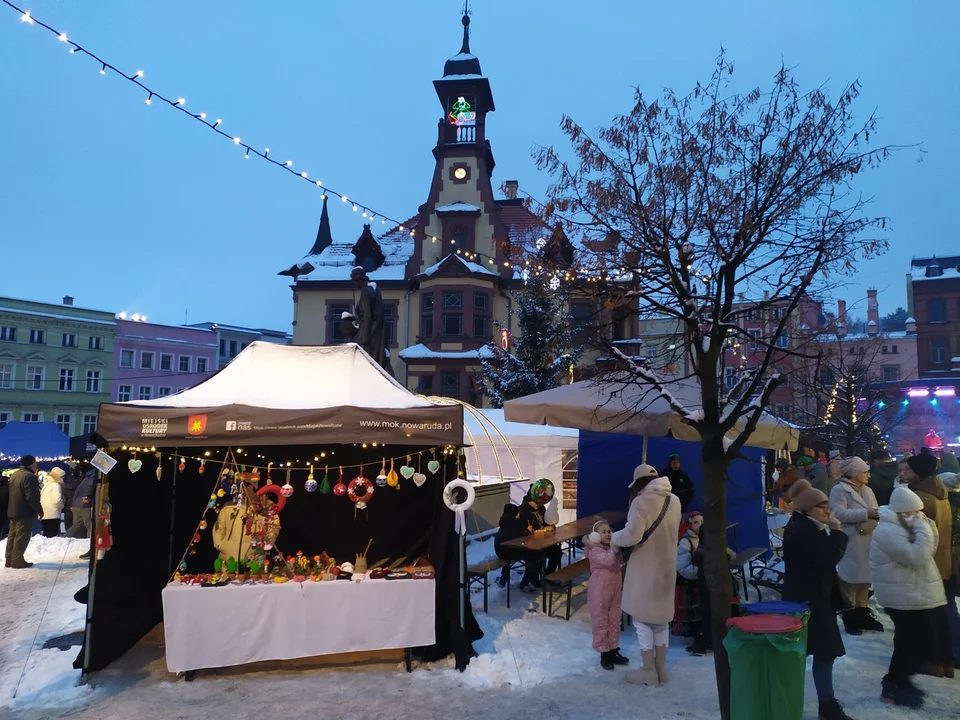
[[178, 457, 186, 472], [413, 452, 427, 487], [281, 468, 294, 498], [319, 466, 331, 495], [386, 458, 399, 488], [266, 462, 273, 483], [375, 457, 388, 488], [333, 466, 347, 496], [198, 458, 206, 475], [305, 464, 317, 492], [399, 456, 415, 481], [199, 519, 208, 530], [156, 452, 163, 482], [348, 473, 374, 515], [427, 447, 441, 475], [127, 453, 142, 474]]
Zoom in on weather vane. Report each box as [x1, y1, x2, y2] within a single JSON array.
[[462, 0, 471, 17]]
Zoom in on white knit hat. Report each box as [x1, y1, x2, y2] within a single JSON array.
[[888, 486, 924, 514], [630, 464, 658, 486], [838, 456, 870, 478], [939, 472, 959, 490]]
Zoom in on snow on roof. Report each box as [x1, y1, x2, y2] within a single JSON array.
[[436, 202, 481, 213], [442, 73, 485, 80], [399, 343, 495, 360], [420, 254, 496, 277], [905, 317, 916, 323], [297, 218, 417, 282], [119, 342, 437, 410], [913, 267, 960, 281], [447, 52, 477, 62]]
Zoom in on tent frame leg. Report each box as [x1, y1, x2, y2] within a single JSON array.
[[641, 436, 648, 464]]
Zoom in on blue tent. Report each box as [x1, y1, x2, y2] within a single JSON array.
[[577, 430, 768, 554], [0, 421, 70, 467]]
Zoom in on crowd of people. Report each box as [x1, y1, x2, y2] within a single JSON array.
[[3, 454, 96, 568], [493, 448, 958, 719]]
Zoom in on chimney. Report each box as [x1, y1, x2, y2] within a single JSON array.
[[836, 300, 847, 336], [504, 180, 518, 200], [62, 296, 74, 306], [866, 289, 879, 335], [905, 316, 917, 334]]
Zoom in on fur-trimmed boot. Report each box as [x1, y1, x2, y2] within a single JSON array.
[[626, 649, 659, 685]]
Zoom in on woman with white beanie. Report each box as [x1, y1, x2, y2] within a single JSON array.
[[40, 467, 66, 537], [869, 486, 946, 707], [612, 463, 681, 686], [828, 455, 883, 635]]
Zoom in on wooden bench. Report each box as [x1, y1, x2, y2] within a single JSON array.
[[467, 558, 522, 612], [729, 548, 768, 603], [749, 564, 784, 601], [544, 558, 591, 620]]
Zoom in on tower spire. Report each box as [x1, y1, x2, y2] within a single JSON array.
[[459, 5, 471, 55], [308, 195, 333, 255]]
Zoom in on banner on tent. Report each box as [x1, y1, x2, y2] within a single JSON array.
[[97, 404, 463, 447]]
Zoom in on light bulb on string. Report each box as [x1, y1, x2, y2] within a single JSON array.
[[314, 181, 322, 187], [285, 160, 293, 167], [214, 118, 222, 126], [20, 11, 33, 23], [244, 148, 250, 159], [58, 32, 68, 42], [300, 172, 308, 178], [342, 196, 348, 202], [145, 93, 153, 105], [199, 112, 207, 120], [232, 136, 241, 145], [176, 97, 185, 105], [135, 70, 144, 78], [99, 64, 106, 75]]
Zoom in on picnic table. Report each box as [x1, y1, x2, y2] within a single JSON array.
[[501, 511, 626, 611]]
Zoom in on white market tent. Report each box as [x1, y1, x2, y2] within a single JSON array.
[[503, 375, 799, 453], [97, 342, 463, 447]]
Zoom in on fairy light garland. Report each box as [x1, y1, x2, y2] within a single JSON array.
[[4, 1, 542, 273]]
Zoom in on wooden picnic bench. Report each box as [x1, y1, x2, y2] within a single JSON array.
[[544, 558, 591, 621], [467, 558, 522, 612], [729, 547, 768, 602]]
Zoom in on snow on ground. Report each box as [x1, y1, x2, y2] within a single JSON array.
[[1, 534, 958, 719]]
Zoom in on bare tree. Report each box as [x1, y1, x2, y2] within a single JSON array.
[[531, 53, 898, 718], [792, 335, 910, 455]]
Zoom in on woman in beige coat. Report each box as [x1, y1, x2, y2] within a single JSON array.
[[828, 455, 883, 635], [612, 463, 681, 686]]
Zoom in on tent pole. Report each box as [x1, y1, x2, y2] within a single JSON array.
[[459, 530, 466, 630], [642, 436, 648, 464], [80, 470, 104, 682], [167, 447, 178, 574]]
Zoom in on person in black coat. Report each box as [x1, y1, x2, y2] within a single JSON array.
[[494, 503, 531, 588], [518, 491, 563, 585], [662, 454, 695, 512], [782, 479, 854, 720]]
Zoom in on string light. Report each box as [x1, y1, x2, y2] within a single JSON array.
[[4, 0, 536, 271]]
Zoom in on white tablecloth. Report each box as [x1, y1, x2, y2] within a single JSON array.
[[161, 577, 436, 672]]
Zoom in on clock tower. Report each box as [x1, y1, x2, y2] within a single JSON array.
[[405, 13, 512, 278]]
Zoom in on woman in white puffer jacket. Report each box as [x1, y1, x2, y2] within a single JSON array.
[[869, 486, 946, 707]]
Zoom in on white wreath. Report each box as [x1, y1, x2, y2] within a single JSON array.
[[443, 479, 475, 535]]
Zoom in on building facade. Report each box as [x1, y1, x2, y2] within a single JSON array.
[[282, 15, 550, 404], [907, 255, 960, 378], [0, 295, 116, 434], [112, 319, 218, 402], [185, 322, 291, 369]]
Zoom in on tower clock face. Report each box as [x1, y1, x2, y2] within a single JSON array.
[[454, 167, 467, 180]]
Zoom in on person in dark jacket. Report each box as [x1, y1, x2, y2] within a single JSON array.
[[66, 462, 97, 559], [661, 454, 695, 512], [518, 491, 562, 583], [797, 455, 829, 494], [494, 502, 532, 588], [782, 478, 854, 720], [5, 455, 42, 569], [869, 449, 900, 507], [0, 473, 9, 540]]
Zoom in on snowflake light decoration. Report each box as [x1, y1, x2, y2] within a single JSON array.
[[549, 276, 561, 291], [535, 238, 547, 250]]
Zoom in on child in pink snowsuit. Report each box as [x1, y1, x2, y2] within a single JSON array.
[[585, 520, 629, 670]]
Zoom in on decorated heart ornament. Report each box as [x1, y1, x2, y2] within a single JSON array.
[[413, 472, 427, 487], [128, 459, 142, 473], [400, 465, 415, 480], [427, 460, 441, 475]]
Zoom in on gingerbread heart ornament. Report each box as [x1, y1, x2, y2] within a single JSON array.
[[413, 472, 427, 487], [128, 459, 142, 473], [427, 460, 441, 475], [400, 465, 415, 480]]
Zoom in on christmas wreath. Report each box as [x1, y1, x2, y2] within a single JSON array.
[[348, 475, 374, 508]]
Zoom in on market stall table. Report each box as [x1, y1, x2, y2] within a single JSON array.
[[162, 576, 435, 677], [501, 511, 626, 610]]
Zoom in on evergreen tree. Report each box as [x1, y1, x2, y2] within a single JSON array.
[[481, 275, 581, 407]]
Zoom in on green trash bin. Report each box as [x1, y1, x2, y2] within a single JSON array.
[[723, 613, 807, 720]]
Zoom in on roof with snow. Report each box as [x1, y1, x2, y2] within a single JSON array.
[[418, 254, 496, 278], [911, 255, 960, 281], [399, 343, 496, 361], [436, 202, 481, 213]]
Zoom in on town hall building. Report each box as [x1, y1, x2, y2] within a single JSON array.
[[280, 14, 569, 404]]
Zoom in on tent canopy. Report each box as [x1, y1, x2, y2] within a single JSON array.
[[504, 376, 799, 451], [0, 421, 70, 465], [97, 342, 463, 447]]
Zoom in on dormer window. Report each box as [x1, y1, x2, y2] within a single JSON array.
[[451, 226, 467, 252]]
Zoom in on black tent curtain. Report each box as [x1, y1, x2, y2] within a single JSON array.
[[74, 443, 481, 674]]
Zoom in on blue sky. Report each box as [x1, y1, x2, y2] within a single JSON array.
[[1, 0, 957, 329]]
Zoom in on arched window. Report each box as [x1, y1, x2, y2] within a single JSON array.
[[451, 226, 467, 252]]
